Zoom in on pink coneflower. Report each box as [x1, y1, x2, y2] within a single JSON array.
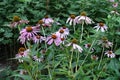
[[18, 26, 40, 44], [66, 14, 77, 25], [20, 69, 27, 75], [84, 43, 94, 52], [10, 16, 29, 28], [94, 23, 108, 32], [42, 15, 54, 27], [36, 19, 45, 27], [46, 33, 61, 46], [110, 10, 120, 15], [112, 2, 118, 7], [105, 50, 115, 58], [98, 37, 113, 48], [56, 27, 69, 38], [66, 39, 83, 53], [33, 56, 44, 62], [75, 12, 94, 24], [91, 55, 98, 61], [109, 0, 114, 2], [16, 47, 30, 63], [33, 35, 46, 44]]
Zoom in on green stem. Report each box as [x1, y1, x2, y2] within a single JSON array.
[[75, 51, 79, 72], [47, 62, 52, 80], [41, 26, 47, 50], [98, 47, 104, 70], [73, 25, 76, 34], [69, 50, 74, 74], [80, 22, 84, 43], [23, 62, 35, 80]]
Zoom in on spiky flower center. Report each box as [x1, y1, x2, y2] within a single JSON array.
[[72, 39, 78, 44], [99, 23, 104, 27], [61, 38, 64, 41], [70, 14, 76, 19], [92, 55, 97, 60], [59, 29, 64, 33], [20, 52, 24, 55], [13, 16, 21, 22], [108, 51, 112, 54], [19, 47, 25, 52], [45, 15, 49, 19], [38, 20, 44, 24], [87, 44, 91, 47], [62, 26, 66, 29], [80, 12, 87, 16], [102, 37, 108, 43], [52, 34, 57, 39], [26, 26, 33, 32], [36, 35, 41, 39]]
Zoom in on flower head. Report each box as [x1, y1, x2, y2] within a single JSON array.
[[91, 55, 98, 61], [94, 22, 108, 32], [56, 27, 69, 38], [46, 33, 61, 46], [105, 50, 115, 58], [18, 26, 40, 44], [16, 47, 30, 62], [66, 14, 77, 25], [42, 15, 54, 27], [75, 12, 94, 24], [84, 43, 94, 52], [98, 37, 113, 48], [110, 10, 120, 15], [112, 2, 118, 7], [33, 56, 44, 62], [66, 39, 83, 53], [10, 16, 29, 28], [33, 35, 46, 44]]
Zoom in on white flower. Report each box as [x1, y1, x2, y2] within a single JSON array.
[[33, 56, 44, 62], [98, 37, 113, 48], [66, 14, 77, 25], [75, 12, 94, 24], [94, 23, 108, 32], [105, 50, 115, 58], [20, 69, 27, 75], [66, 39, 83, 53], [110, 10, 120, 15]]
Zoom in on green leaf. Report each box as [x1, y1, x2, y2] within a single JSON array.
[[115, 49, 120, 55], [4, 32, 13, 38]]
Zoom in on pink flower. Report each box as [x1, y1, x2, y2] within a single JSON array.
[[16, 47, 30, 63], [112, 2, 118, 7], [33, 56, 44, 62], [33, 35, 46, 44], [19, 69, 27, 75], [98, 37, 113, 48], [42, 15, 54, 27], [10, 16, 29, 28], [56, 27, 69, 38], [91, 55, 98, 61], [66, 39, 83, 53], [18, 26, 40, 44], [75, 12, 94, 24], [105, 50, 115, 58], [94, 23, 108, 32], [66, 14, 77, 25], [46, 33, 61, 46], [109, 0, 114, 2]]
